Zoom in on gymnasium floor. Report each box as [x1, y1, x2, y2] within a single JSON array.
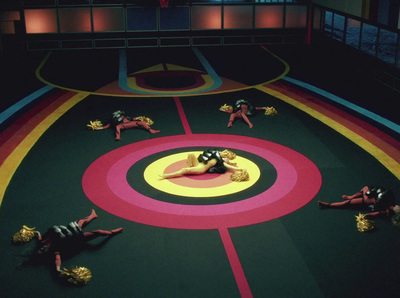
[[1, 45, 400, 297]]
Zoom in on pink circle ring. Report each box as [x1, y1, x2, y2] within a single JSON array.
[[82, 134, 322, 229]]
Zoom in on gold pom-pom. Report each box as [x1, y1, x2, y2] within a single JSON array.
[[87, 120, 103, 130], [230, 170, 249, 182], [355, 213, 375, 232], [220, 104, 233, 112], [137, 116, 154, 126], [391, 213, 400, 227], [265, 107, 278, 116], [220, 149, 236, 160], [12, 225, 36, 243], [62, 266, 92, 286]]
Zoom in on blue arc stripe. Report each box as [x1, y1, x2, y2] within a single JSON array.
[[283, 76, 400, 134], [0, 85, 54, 125]]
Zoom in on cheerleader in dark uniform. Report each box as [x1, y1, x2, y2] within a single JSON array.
[[14, 209, 123, 273], [219, 99, 275, 128], [93, 110, 160, 140], [318, 186, 397, 217]]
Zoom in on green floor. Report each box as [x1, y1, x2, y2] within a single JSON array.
[[1, 45, 400, 297]]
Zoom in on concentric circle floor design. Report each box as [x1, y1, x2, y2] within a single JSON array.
[[82, 134, 322, 230]]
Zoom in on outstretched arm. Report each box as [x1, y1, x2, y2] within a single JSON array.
[[219, 107, 233, 113], [365, 208, 391, 218], [55, 252, 62, 273], [34, 231, 42, 241], [223, 162, 243, 171], [95, 123, 111, 130]]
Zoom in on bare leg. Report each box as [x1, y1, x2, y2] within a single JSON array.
[[241, 113, 253, 128], [160, 166, 208, 179], [136, 121, 160, 134], [83, 228, 123, 239], [318, 198, 363, 207], [115, 124, 124, 140], [228, 114, 236, 128], [186, 154, 199, 167], [343, 186, 369, 200]]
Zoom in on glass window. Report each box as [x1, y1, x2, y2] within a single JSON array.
[[223, 5, 253, 29], [191, 5, 222, 30], [312, 7, 321, 30], [332, 13, 345, 42], [127, 7, 157, 31], [285, 5, 307, 28], [24, 8, 58, 33], [345, 18, 361, 49], [0, 11, 20, 21], [377, 29, 397, 65], [361, 23, 378, 57], [1, 22, 16, 34], [160, 7, 190, 30], [255, 5, 284, 28], [59, 8, 91, 33], [0, 11, 20, 34], [323, 10, 333, 36], [93, 7, 125, 32]]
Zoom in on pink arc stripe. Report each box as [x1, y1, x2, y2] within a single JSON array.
[[219, 227, 253, 298], [174, 97, 192, 135]]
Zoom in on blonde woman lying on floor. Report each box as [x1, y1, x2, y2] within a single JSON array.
[[159, 148, 247, 180]]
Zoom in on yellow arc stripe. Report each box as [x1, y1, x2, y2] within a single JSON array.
[[0, 91, 90, 205], [258, 85, 400, 180]]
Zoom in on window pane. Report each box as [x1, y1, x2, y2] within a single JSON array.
[[255, 5, 284, 28], [24, 8, 58, 33], [59, 8, 91, 33], [93, 7, 125, 32], [345, 18, 360, 49], [0, 22, 15, 34], [0, 11, 20, 21], [191, 6, 222, 30], [160, 7, 190, 30], [285, 5, 307, 28], [361, 23, 378, 57], [377, 29, 397, 65], [313, 7, 321, 30], [127, 7, 157, 31], [224, 5, 253, 29], [332, 13, 345, 42], [324, 10, 333, 36]]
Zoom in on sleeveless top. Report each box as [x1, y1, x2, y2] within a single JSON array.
[[197, 149, 227, 174]]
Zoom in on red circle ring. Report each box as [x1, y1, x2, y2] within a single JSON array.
[[82, 134, 321, 229]]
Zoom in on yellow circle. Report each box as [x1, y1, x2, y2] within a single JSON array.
[[144, 151, 261, 198]]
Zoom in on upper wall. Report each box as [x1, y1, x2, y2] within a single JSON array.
[[313, 0, 364, 17]]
